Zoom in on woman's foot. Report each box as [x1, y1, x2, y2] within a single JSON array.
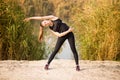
[[44, 64, 49, 70], [76, 65, 80, 71]]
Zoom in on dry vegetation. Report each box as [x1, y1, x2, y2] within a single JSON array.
[[0, 0, 120, 60]]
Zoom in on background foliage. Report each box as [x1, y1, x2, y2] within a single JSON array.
[[0, 0, 45, 60], [0, 0, 120, 60]]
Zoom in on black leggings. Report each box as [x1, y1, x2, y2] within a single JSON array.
[[47, 32, 79, 65]]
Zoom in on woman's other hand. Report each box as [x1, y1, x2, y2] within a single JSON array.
[[68, 27, 74, 32]]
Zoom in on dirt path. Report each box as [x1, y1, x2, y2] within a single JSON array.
[[0, 59, 120, 80]]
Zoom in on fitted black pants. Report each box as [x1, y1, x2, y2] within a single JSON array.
[[47, 32, 79, 65]]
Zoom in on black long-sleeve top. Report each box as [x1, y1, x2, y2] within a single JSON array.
[[49, 19, 69, 33]]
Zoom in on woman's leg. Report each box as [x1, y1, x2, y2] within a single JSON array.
[[47, 37, 66, 65], [67, 32, 80, 71], [67, 33, 79, 65]]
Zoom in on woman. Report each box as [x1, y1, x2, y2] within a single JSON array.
[[24, 15, 80, 71]]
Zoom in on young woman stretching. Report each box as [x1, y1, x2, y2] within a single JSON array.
[[24, 15, 80, 71]]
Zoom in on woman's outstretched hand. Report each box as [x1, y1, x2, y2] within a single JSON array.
[[23, 18, 30, 22]]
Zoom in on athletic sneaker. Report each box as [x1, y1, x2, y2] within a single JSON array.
[[44, 64, 49, 70], [76, 65, 80, 71]]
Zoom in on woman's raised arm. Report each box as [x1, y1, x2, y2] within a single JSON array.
[[24, 15, 58, 21]]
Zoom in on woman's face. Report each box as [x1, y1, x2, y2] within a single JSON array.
[[41, 20, 51, 27]]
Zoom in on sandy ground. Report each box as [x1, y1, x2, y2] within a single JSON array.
[[0, 59, 120, 80]]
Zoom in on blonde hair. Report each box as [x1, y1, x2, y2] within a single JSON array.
[[38, 22, 44, 42]]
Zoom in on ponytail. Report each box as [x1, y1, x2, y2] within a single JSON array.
[[38, 23, 43, 42]]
